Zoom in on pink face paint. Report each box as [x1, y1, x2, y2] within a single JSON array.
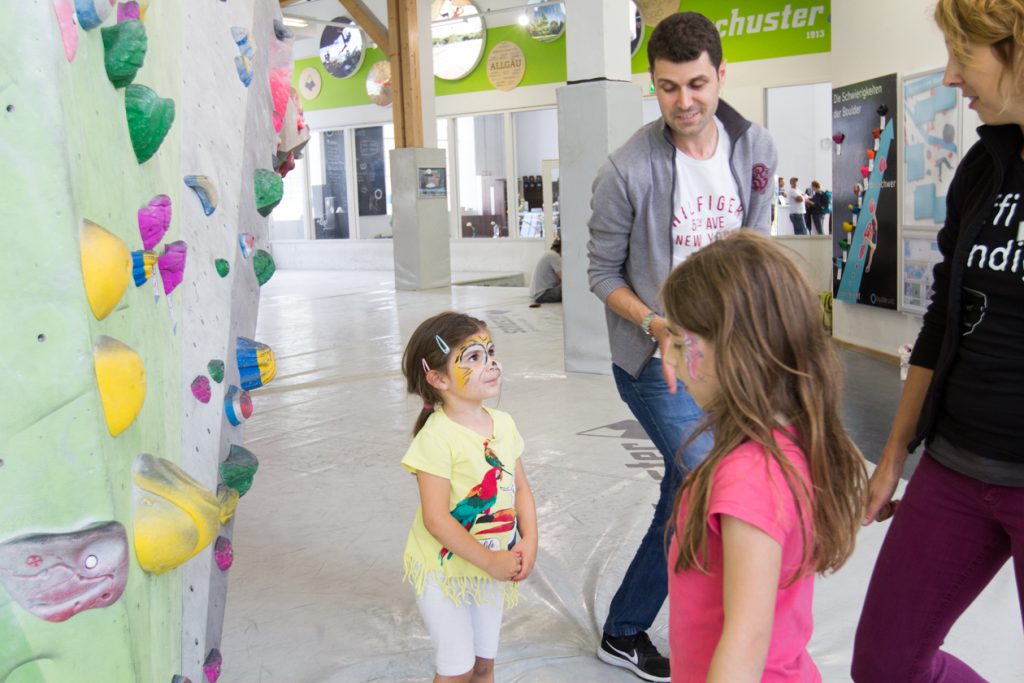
[[681, 332, 706, 383]]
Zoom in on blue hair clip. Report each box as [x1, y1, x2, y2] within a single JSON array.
[[435, 335, 450, 355]]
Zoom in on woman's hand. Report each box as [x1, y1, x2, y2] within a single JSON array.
[[862, 445, 904, 525]]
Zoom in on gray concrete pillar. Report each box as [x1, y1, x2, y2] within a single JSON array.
[[391, 148, 451, 290], [559, 0, 642, 373]]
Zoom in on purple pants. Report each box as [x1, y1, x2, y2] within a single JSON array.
[[852, 454, 1024, 682]]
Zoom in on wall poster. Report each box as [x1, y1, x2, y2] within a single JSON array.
[[832, 73, 899, 310], [902, 68, 961, 229], [418, 168, 447, 197], [902, 229, 943, 315]]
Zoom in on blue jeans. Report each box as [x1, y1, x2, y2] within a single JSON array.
[[604, 358, 713, 637]]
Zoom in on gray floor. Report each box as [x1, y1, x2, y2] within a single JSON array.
[[220, 271, 1019, 683]]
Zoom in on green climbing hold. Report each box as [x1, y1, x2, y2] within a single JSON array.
[[125, 84, 174, 164], [208, 359, 225, 384], [220, 444, 259, 497], [253, 250, 276, 286], [215, 258, 230, 277], [254, 169, 283, 217], [101, 20, 147, 88]]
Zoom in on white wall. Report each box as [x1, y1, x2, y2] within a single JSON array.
[[514, 108, 559, 177]]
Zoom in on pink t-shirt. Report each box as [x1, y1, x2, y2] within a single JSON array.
[[668, 432, 819, 683]]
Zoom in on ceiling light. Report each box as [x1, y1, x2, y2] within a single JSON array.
[[282, 16, 309, 28], [517, 12, 529, 26]]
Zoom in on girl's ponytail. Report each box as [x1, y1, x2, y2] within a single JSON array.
[[412, 402, 435, 437]]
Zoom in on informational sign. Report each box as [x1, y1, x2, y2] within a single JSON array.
[[903, 69, 960, 229], [902, 231, 943, 315], [354, 126, 386, 216], [319, 130, 349, 239], [683, 1, 831, 62], [486, 41, 525, 91], [418, 168, 447, 197], [832, 73, 898, 310]]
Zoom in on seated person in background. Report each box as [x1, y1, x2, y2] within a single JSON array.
[[530, 238, 562, 305]]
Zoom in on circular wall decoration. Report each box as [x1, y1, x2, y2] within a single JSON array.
[[486, 41, 525, 91], [636, 0, 676, 27], [431, 0, 486, 81], [526, 0, 565, 43], [629, 2, 645, 57], [366, 61, 392, 107], [319, 17, 365, 79], [299, 67, 322, 101]]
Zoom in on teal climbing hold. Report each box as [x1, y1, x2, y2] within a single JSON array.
[[219, 444, 259, 497], [124, 84, 174, 164], [253, 169, 283, 217], [101, 20, 147, 88], [253, 250, 275, 286]]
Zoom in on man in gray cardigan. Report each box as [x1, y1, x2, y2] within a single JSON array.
[[588, 12, 777, 682]]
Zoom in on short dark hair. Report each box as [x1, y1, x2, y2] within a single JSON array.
[[551, 238, 561, 254], [647, 12, 723, 70]]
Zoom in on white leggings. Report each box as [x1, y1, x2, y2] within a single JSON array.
[[415, 574, 504, 676]]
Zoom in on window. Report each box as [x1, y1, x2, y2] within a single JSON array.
[[513, 108, 558, 238], [311, 129, 350, 239], [455, 114, 507, 238]]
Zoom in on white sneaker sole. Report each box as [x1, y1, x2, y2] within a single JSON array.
[[597, 647, 670, 683]]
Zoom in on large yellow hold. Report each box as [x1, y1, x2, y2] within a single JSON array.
[[80, 220, 131, 320], [133, 454, 231, 574], [93, 335, 146, 436]]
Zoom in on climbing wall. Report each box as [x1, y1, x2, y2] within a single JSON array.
[[0, 1, 301, 681]]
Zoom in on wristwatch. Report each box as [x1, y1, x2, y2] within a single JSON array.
[[640, 312, 658, 342]]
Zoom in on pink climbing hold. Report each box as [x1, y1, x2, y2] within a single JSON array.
[[157, 240, 187, 295], [191, 376, 211, 404], [860, 165, 870, 179], [117, 0, 140, 21], [214, 536, 233, 571], [203, 648, 223, 683], [831, 132, 845, 145], [878, 157, 888, 173], [138, 194, 171, 249], [53, 0, 78, 62]]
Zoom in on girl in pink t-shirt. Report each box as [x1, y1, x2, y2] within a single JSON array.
[[659, 232, 867, 682]]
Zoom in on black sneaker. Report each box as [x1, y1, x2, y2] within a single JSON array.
[[597, 631, 670, 682]]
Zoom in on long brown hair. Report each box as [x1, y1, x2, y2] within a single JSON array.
[[401, 311, 488, 435], [663, 232, 866, 579]]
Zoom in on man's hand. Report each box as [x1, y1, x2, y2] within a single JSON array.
[[651, 316, 678, 394]]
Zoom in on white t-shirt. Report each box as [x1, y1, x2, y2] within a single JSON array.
[[787, 187, 806, 214], [671, 119, 743, 267]]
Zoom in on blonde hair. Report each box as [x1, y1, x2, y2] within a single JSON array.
[[663, 232, 866, 580], [935, 0, 1024, 92]]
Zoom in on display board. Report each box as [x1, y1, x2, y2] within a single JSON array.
[[832, 73, 899, 310], [902, 229, 943, 315], [902, 69, 960, 229], [355, 126, 386, 216]]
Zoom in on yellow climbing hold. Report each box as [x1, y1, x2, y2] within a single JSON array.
[[93, 336, 146, 437], [133, 453, 221, 574], [217, 485, 240, 525], [80, 219, 131, 320]]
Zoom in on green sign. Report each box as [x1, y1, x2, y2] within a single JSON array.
[[678, 1, 831, 63]]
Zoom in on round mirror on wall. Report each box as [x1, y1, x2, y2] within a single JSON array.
[[366, 61, 392, 106], [526, 0, 565, 43], [431, 0, 486, 81], [630, 2, 645, 57], [319, 17, 365, 79]]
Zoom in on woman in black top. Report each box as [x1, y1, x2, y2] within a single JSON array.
[[852, 1, 1024, 680]]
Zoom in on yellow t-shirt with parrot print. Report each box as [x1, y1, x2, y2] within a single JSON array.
[[402, 406, 523, 607]]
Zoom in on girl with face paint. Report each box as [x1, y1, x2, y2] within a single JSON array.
[[659, 232, 866, 683], [399, 311, 538, 683]]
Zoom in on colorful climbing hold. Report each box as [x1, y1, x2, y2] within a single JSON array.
[[203, 648, 223, 683], [214, 536, 234, 571], [94, 335, 146, 436], [236, 337, 276, 391], [238, 233, 255, 260], [80, 219, 131, 320], [138, 194, 171, 249], [157, 240, 187, 295], [220, 444, 259, 497], [231, 27, 255, 87], [124, 83, 174, 163], [132, 453, 223, 574], [184, 175, 218, 216], [101, 19, 147, 87], [117, 1, 139, 21], [53, 0, 79, 62], [131, 249, 157, 286], [216, 485, 240, 525], [224, 385, 252, 426], [252, 249, 275, 286], [171, 677, 193, 683], [0, 522, 129, 623], [208, 359, 225, 383], [191, 376, 212, 404], [215, 258, 230, 277], [74, 0, 115, 30], [254, 169, 283, 217]]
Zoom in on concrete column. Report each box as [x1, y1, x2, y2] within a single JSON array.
[[559, 0, 641, 373], [391, 147, 450, 290]]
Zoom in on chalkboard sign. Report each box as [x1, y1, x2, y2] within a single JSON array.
[[355, 126, 387, 216], [319, 130, 349, 239]]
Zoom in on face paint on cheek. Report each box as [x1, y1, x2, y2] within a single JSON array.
[[682, 332, 706, 382]]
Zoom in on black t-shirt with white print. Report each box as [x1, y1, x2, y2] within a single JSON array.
[[937, 155, 1024, 463]]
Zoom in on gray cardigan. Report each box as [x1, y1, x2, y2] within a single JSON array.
[[587, 100, 778, 377]]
